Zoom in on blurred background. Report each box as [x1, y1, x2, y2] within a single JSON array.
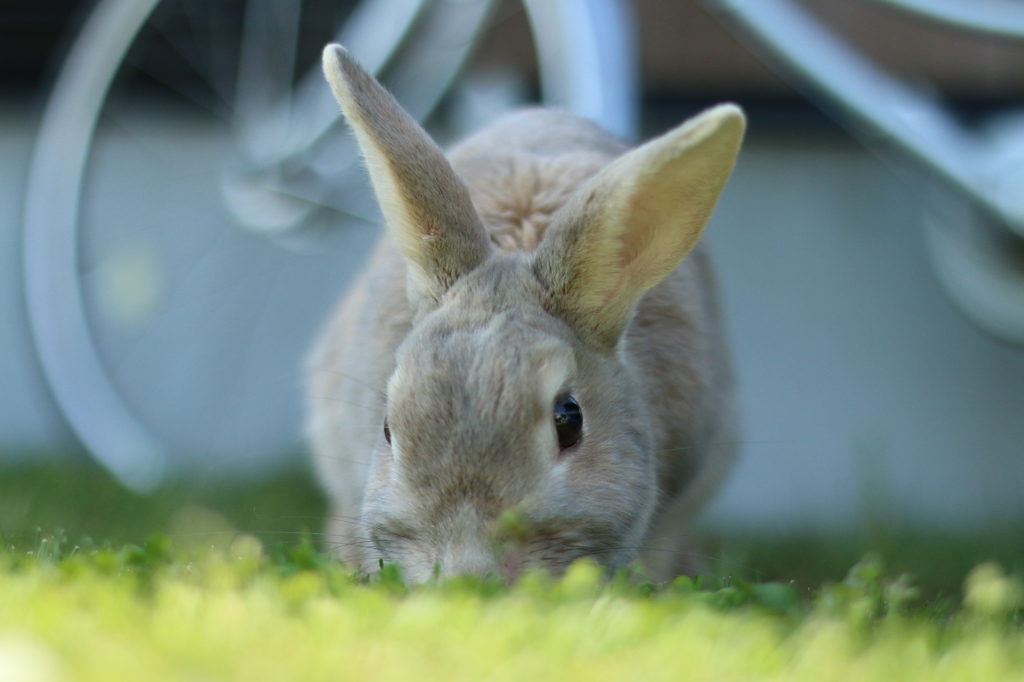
[[2, 0, 1023, 591]]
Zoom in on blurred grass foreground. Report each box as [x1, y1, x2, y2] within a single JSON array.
[[2, 542, 1024, 681], [3, 458, 1024, 680]]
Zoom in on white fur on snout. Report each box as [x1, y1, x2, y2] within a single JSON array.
[[441, 541, 500, 578], [438, 504, 500, 578]]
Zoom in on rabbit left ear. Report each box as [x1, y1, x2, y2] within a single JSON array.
[[322, 44, 492, 305], [532, 104, 745, 351]]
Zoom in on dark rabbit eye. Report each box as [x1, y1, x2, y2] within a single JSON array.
[[553, 395, 583, 449], [383, 417, 391, 445]]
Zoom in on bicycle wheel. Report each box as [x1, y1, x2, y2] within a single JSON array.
[[23, 0, 638, 491]]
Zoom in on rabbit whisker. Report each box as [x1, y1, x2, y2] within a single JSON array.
[[314, 368, 388, 399], [578, 546, 767, 578]]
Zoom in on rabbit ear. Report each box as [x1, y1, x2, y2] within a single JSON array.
[[532, 104, 745, 351], [322, 44, 491, 303]]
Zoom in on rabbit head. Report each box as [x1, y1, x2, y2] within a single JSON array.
[[320, 44, 744, 583]]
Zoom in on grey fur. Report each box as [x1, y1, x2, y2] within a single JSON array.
[[308, 44, 745, 583]]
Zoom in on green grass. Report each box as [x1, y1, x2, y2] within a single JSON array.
[[4, 458, 1024, 680], [706, 530, 1024, 602], [1, 536, 1024, 681]]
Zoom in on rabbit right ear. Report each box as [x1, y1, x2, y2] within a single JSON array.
[[533, 104, 745, 351], [322, 44, 492, 305]]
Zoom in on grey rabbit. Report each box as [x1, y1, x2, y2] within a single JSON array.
[[307, 43, 745, 583]]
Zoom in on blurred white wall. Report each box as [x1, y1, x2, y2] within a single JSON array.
[[704, 135, 1024, 533]]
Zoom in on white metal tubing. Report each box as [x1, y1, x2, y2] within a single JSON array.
[[925, 211, 1024, 344], [226, 0, 498, 239], [708, 0, 1024, 236], [872, 0, 1024, 40], [233, 0, 305, 163], [271, 0, 431, 164], [522, 0, 639, 142], [22, 0, 168, 491], [259, 0, 493, 169]]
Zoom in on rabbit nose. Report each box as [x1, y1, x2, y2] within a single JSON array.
[[441, 542, 500, 578], [502, 551, 525, 583]]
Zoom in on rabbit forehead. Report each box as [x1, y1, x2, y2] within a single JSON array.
[[391, 255, 576, 408], [390, 307, 575, 424]]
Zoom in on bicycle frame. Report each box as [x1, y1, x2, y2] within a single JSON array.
[[706, 0, 1024, 344]]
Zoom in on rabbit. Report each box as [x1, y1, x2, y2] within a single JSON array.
[[307, 43, 745, 584]]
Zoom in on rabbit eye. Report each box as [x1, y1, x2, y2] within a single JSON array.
[[553, 395, 582, 450], [383, 417, 391, 445]]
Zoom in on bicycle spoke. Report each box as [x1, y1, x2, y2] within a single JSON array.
[[147, 2, 208, 83], [178, 0, 241, 103], [123, 33, 232, 119], [234, 0, 304, 160], [93, 106, 220, 186], [273, 0, 429, 167]]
